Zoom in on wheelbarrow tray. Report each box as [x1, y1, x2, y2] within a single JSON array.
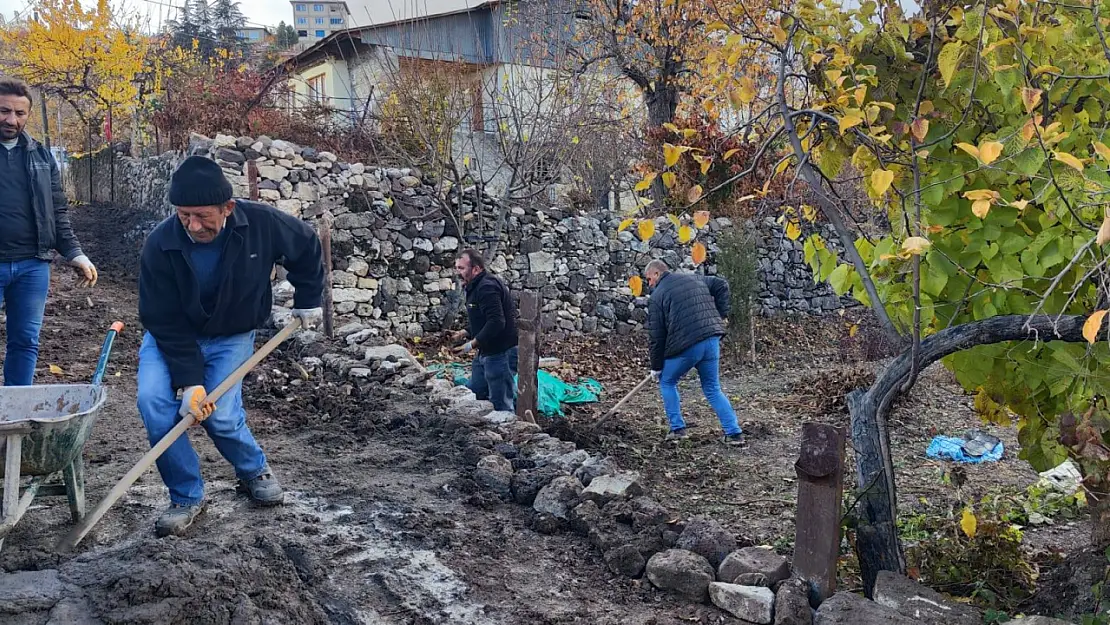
[[0, 384, 106, 478]]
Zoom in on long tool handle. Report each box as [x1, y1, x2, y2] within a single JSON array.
[[57, 319, 302, 552], [91, 321, 125, 387], [587, 373, 653, 433]]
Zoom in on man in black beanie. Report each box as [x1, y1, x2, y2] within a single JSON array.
[[137, 155, 324, 537]]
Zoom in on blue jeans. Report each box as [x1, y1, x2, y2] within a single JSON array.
[[137, 331, 269, 505], [0, 259, 50, 386], [469, 346, 518, 411], [660, 336, 741, 436]]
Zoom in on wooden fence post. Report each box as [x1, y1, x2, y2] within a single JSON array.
[[317, 212, 334, 338], [247, 160, 259, 202], [516, 290, 540, 424], [793, 422, 846, 605]]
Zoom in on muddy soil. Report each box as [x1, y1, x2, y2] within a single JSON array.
[[0, 205, 729, 625]]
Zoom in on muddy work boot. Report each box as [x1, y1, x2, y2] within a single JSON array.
[[723, 433, 746, 447], [238, 471, 284, 506], [155, 501, 205, 537], [665, 427, 689, 441]]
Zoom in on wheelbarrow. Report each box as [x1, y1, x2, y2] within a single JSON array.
[[0, 322, 123, 548]]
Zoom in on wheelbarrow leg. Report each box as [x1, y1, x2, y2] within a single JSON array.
[[1, 434, 23, 551], [62, 456, 85, 522]]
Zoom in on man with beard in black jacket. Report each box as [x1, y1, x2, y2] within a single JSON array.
[[644, 259, 743, 446], [452, 249, 518, 411]]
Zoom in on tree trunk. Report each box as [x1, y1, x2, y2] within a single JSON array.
[[1092, 491, 1110, 549], [645, 84, 680, 205], [849, 314, 1088, 596]]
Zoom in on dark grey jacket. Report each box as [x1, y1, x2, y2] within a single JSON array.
[[21, 132, 83, 261], [647, 272, 729, 370]]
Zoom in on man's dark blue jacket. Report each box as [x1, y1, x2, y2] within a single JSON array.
[[139, 199, 324, 389], [464, 270, 518, 356], [648, 272, 729, 371]]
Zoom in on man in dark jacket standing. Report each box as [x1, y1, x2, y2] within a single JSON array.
[[452, 249, 518, 411], [0, 78, 98, 386], [137, 155, 324, 537], [645, 259, 743, 445]]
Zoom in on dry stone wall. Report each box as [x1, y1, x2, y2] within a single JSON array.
[[66, 133, 855, 338]]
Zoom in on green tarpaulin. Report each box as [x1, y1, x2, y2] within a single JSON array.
[[426, 362, 602, 417]]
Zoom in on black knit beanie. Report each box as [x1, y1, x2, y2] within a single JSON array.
[[168, 155, 234, 207]]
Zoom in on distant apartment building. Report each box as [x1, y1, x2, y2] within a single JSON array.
[[290, 1, 351, 42]]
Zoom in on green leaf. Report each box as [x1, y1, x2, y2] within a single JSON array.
[[828, 263, 852, 295], [1013, 148, 1048, 176], [994, 66, 1021, 95], [938, 41, 966, 88], [921, 261, 949, 297]]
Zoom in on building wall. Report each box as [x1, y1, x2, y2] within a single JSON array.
[[292, 1, 349, 41]]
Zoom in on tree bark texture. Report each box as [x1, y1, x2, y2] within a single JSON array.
[[850, 314, 1086, 596]]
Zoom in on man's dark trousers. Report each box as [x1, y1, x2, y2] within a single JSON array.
[[469, 346, 518, 411]]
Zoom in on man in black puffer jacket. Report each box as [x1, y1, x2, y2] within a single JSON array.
[[645, 259, 743, 445]]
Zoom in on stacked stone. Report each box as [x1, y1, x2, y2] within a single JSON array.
[[71, 132, 855, 340]]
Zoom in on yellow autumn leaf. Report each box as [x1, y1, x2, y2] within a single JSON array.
[[1010, 199, 1030, 211], [785, 221, 802, 241], [1084, 310, 1108, 344], [693, 210, 711, 229], [802, 204, 818, 222], [1022, 87, 1042, 113], [853, 85, 867, 107], [691, 241, 707, 265], [911, 118, 929, 142], [634, 172, 657, 192], [663, 143, 688, 167], [771, 25, 788, 45], [48, 364, 64, 375], [1054, 151, 1085, 172], [960, 508, 978, 538], [629, 275, 643, 297], [839, 112, 864, 134], [618, 218, 636, 233], [687, 185, 704, 204], [666, 214, 681, 228], [978, 141, 1004, 165], [637, 219, 656, 242], [693, 154, 712, 175], [723, 148, 741, 161], [901, 236, 932, 255], [662, 172, 677, 188], [871, 168, 894, 196], [955, 143, 980, 160], [678, 225, 694, 243], [1098, 216, 1110, 247], [1095, 142, 1110, 163], [738, 75, 756, 104], [662, 122, 680, 134]]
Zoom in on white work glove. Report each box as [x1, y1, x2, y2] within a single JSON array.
[[651, 370, 661, 382], [178, 385, 215, 422], [70, 254, 98, 287], [454, 340, 475, 355], [291, 307, 324, 330]]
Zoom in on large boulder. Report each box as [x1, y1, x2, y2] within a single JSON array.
[[581, 472, 644, 505], [873, 571, 981, 625], [604, 545, 647, 578], [533, 475, 584, 520], [815, 592, 921, 624], [510, 466, 566, 505], [709, 583, 775, 624], [474, 455, 513, 499], [718, 547, 791, 587], [676, 516, 738, 569], [645, 549, 716, 602]]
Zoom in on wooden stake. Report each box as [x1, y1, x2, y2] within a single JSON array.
[[515, 290, 539, 424], [247, 160, 259, 202], [317, 212, 334, 338], [793, 422, 846, 604]]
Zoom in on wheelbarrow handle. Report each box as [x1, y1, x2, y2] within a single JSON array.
[[91, 321, 125, 388]]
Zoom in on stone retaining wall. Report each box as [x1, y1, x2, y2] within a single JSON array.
[[66, 133, 856, 338]]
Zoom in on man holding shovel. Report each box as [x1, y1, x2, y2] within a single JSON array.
[[644, 259, 744, 446], [137, 155, 324, 537]]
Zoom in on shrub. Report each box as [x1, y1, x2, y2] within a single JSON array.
[[715, 226, 760, 352]]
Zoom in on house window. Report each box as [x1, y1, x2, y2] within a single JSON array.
[[313, 4, 323, 11], [315, 17, 323, 24], [295, 3, 305, 10], [315, 29, 325, 37], [526, 157, 558, 185], [297, 30, 307, 36], [330, 17, 343, 24], [296, 17, 306, 24], [307, 74, 326, 104]]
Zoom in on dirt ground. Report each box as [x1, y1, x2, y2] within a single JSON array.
[[0, 203, 1092, 623]]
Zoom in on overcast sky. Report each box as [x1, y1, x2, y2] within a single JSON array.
[[0, 0, 485, 30]]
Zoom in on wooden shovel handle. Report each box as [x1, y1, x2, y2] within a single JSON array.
[[587, 373, 654, 433], [57, 319, 302, 552]]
